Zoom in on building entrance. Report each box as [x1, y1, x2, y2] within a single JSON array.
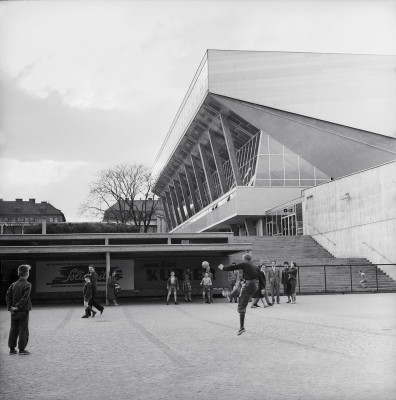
[[281, 214, 297, 236], [266, 221, 274, 236]]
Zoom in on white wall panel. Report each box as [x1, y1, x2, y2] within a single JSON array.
[[208, 50, 396, 138], [303, 162, 396, 278]]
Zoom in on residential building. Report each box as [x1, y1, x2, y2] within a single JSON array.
[[0, 198, 66, 234], [103, 199, 167, 233]]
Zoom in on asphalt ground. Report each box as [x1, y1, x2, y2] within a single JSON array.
[[0, 293, 395, 400]]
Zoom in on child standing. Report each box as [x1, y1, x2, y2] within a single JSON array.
[[166, 271, 179, 305], [6, 264, 32, 355], [358, 270, 368, 288], [182, 268, 193, 302], [200, 272, 212, 303], [82, 275, 96, 318]]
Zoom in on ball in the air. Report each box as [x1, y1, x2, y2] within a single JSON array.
[[202, 261, 209, 269], [222, 289, 229, 298]]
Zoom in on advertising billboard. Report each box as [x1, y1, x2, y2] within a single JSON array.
[[36, 259, 134, 292]]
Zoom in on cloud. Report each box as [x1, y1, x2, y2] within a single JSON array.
[[0, 71, 173, 166], [2, 0, 393, 114], [0, 158, 89, 186]]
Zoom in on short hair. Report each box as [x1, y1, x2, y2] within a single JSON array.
[[89, 265, 95, 269], [84, 274, 90, 279], [242, 253, 252, 262], [291, 262, 297, 267], [284, 261, 289, 265], [18, 264, 31, 277]]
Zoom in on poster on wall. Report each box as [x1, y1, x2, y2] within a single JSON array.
[[36, 260, 134, 292], [134, 257, 229, 293]]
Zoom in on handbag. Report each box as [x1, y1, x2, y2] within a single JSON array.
[[114, 283, 122, 294]]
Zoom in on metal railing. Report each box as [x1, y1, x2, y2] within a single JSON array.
[[270, 264, 396, 294], [308, 223, 336, 247], [362, 242, 395, 265]]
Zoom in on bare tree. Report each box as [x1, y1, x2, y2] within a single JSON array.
[[80, 163, 163, 232]]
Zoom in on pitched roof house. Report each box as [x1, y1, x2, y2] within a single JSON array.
[[0, 198, 66, 233]]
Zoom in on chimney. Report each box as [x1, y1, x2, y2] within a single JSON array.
[[16, 198, 23, 202], [41, 201, 47, 204], [29, 198, 35, 203]]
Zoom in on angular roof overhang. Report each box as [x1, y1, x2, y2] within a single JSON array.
[[153, 94, 259, 194], [213, 95, 396, 179]]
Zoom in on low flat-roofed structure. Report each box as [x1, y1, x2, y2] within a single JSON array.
[[0, 233, 251, 300]]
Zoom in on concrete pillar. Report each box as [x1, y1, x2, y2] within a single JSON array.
[[160, 195, 173, 231], [41, 217, 46, 234], [244, 219, 256, 236], [178, 173, 193, 218], [165, 191, 177, 229], [208, 129, 228, 194], [169, 185, 182, 225], [198, 142, 216, 203], [219, 112, 243, 186], [191, 155, 207, 207], [173, 179, 187, 221], [183, 165, 200, 214]]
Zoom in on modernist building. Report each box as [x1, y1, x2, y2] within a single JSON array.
[[152, 50, 396, 236], [0, 198, 66, 234]]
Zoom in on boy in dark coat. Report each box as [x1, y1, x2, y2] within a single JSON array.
[[6, 264, 32, 355], [82, 275, 96, 318], [87, 265, 104, 315], [218, 253, 266, 336]]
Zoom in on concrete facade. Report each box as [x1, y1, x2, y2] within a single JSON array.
[[303, 161, 396, 278]]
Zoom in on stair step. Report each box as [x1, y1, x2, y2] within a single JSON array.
[[229, 235, 395, 293]]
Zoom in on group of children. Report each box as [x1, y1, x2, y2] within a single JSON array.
[[166, 261, 215, 305]]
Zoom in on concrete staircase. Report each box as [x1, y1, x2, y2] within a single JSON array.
[[229, 236, 396, 293]]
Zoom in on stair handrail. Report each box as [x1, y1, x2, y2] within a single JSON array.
[[362, 242, 395, 265], [308, 223, 336, 246]]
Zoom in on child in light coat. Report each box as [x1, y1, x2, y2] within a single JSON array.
[[200, 272, 212, 304]]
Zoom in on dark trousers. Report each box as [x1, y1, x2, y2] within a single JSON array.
[[283, 283, 291, 297], [270, 280, 280, 303], [88, 297, 104, 312], [8, 311, 29, 350], [88, 290, 104, 312], [237, 280, 258, 314]]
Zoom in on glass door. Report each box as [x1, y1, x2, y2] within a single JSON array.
[[281, 214, 297, 236], [266, 221, 274, 236]]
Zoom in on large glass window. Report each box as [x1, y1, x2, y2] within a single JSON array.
[[255, 132, 331, 188], [256, 155, 269, 179], [270, 155, 284, 179], [284, 155, 299, 179], [299, 158, 315, 179]]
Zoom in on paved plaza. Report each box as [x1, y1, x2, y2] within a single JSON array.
[[0, 293, 395, 400]]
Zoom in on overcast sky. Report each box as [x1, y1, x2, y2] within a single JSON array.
[[0, 0, 395, 222]]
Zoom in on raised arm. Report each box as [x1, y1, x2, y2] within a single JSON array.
[[219, 262, 241, 272]]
